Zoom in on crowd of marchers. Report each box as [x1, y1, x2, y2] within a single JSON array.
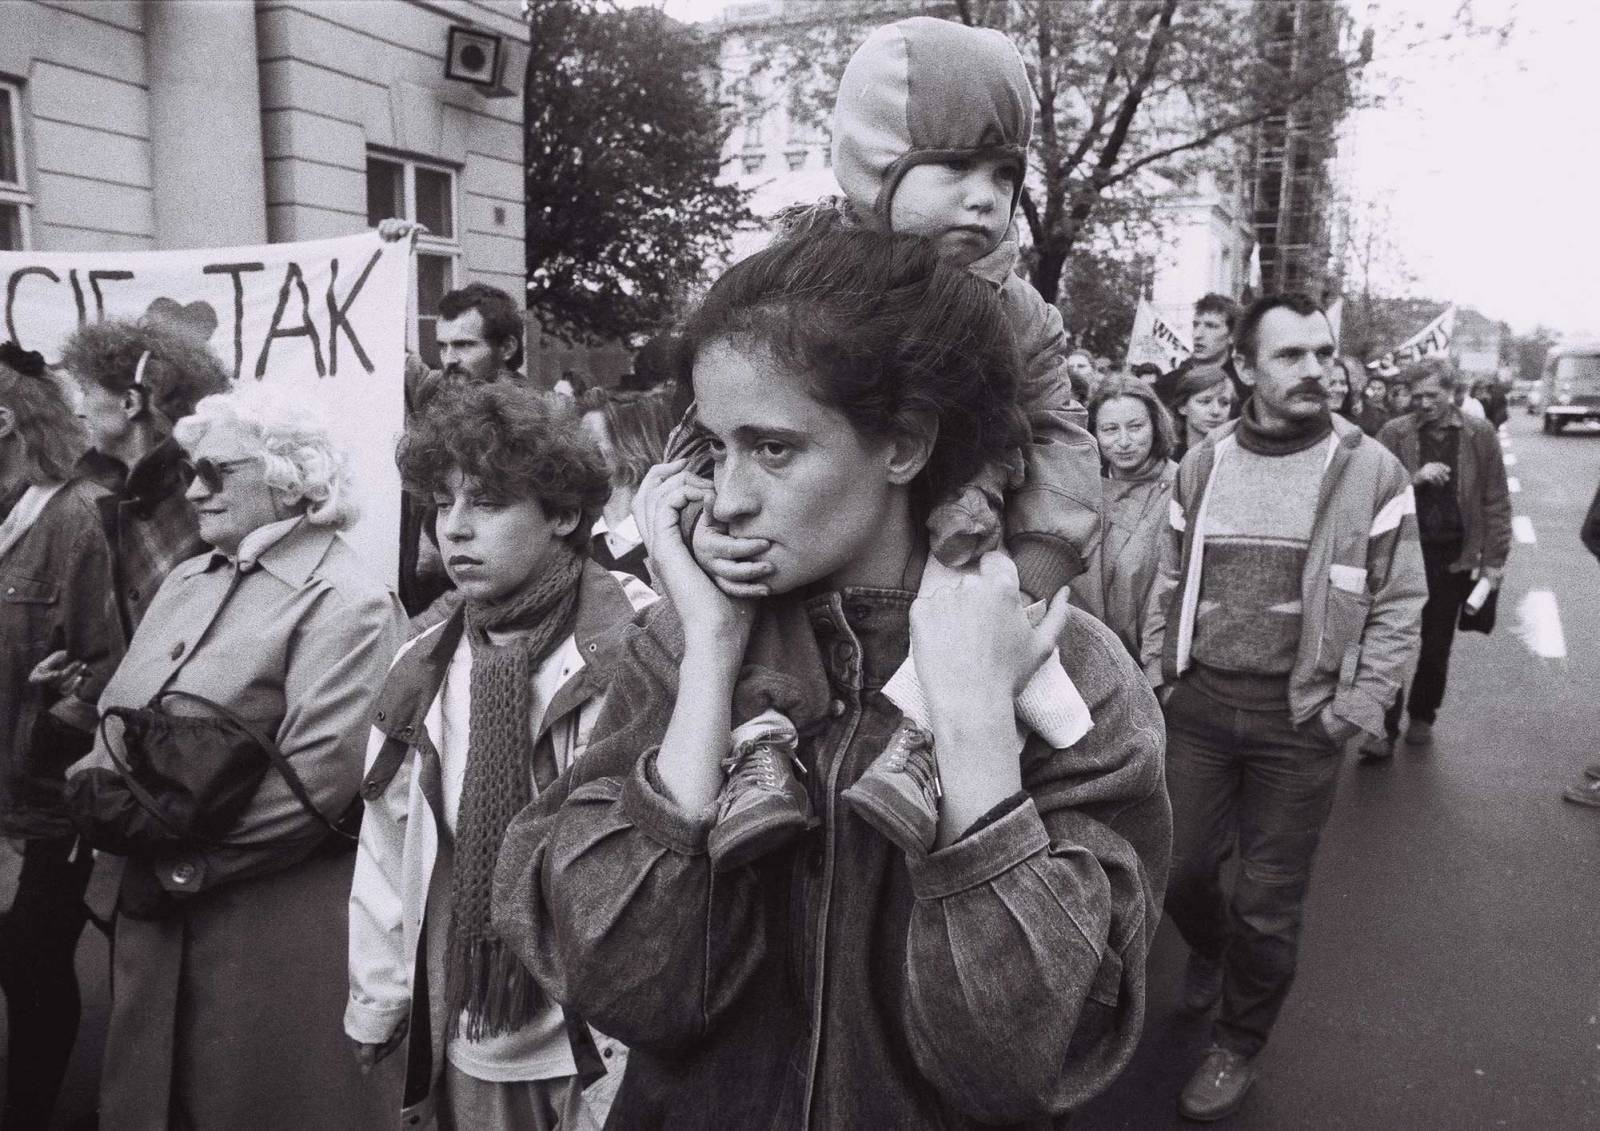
[[0, 14, 1565, 1131]]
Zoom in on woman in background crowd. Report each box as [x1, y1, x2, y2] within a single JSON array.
[[1355, 371, 1393, 437], [0, 342, 123, 1129], [78, 387, 405, 1130], [1324, 356, 1356, 420], [1169, 363, 1236, 462], [1387, 376, 1414, 418], [63, 318, 229, 636], [1083, 377, 1179, 661], [580, 386, 677, 583]]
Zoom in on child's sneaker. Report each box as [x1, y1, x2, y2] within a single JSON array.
[[841, 719, 940, 854], [708, 710, 810, 872]]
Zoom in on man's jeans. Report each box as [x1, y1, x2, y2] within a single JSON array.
[[1162, 679, 1343, 1057], [1386, 539, 1473, 734]]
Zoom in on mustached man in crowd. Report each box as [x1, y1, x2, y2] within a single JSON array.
[[1144, 294, 1425, 1121]]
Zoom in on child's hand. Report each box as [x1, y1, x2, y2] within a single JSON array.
[[691, 508, 775, 600]]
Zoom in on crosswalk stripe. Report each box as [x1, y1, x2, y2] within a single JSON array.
[[1508, 477, 1521, 493], [1515, 590, 1568, 660], [1513, 516, 1537, 544], [1504, 453, 1518, 467]]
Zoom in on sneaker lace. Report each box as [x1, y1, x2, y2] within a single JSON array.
[[718, 731, 803, 818]]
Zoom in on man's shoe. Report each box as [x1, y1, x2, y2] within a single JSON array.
[[1562, 778, 1600, 809], [841, 720, 940, 854], [1404, 719, 1433, 747], [1180, 951, 1225, 1014], [708, 710, 811, 872], [1358, 733, 1395, 762], [1178, 1045, 1258, 1122]]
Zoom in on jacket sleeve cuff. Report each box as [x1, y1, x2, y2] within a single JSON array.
[[344, 996, 408, 1045], [1333, 682, 1390, 739], [1012, 538, 1082, 601], [619, 749, 715, 855], [909, 796, 1049, 900]]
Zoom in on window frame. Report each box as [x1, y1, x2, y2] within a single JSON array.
[[0, 78, 35, 251], [366, 150, 461, 364]]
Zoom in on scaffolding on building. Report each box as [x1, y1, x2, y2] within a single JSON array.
[[1248, 0, 1349, 300]]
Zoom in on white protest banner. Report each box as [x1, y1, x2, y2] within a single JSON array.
[[1366, 304, 1456, 373], [1125, 297, 1193, 372], [1, 232, 409, 583]]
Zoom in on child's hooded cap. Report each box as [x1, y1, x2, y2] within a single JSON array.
[[831, 17, 1033, 226]]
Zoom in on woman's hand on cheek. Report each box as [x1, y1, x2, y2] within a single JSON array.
[[634, 460, 756, 651], [691, 508, 775, 600]]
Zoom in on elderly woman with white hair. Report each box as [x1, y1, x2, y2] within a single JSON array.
[[76, 385, 407, 1129]]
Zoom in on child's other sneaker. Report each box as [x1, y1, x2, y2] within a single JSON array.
[[842, 720, 940, 855], [708, 710, 810, 872]]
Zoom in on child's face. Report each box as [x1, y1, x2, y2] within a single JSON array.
[[888, 156, 1018, 267], [432, 470, 578, 603]]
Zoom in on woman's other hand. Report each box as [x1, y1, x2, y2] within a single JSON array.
[[634, 460, 757, 652], [911, 554, 1073, 846], [912, 554, 1072, 708]]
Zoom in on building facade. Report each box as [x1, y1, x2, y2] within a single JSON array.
[[1, 0, 528, 362]]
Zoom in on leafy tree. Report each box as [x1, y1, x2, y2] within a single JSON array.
[[524, 0, 751, 344]]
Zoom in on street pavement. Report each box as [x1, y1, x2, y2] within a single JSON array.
[[1077, 411, 1600, 1130], [25, 414, 1600, 1129]]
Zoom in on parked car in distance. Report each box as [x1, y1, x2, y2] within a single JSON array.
[[1508, 378, 1537, 405], [1541, 340, 1600, 433]]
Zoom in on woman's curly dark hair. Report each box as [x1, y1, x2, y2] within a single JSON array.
[[674, 226, 1028, 518], [58, 317, 229, 424], [396, 382, 610, 549]]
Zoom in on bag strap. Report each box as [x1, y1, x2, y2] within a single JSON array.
[[154, 688, 356, 843]]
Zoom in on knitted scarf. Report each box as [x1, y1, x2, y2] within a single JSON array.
[[445, 547, 585, 1040]]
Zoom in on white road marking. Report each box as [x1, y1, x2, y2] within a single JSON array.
[[1508, 476, 1521, 493], [1504, 453, 1518, 467], [1513, 515, 1536, 543], [1515, 590, 1568, 660]]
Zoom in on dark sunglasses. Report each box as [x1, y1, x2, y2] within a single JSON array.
[[178, 456, 257, 493]]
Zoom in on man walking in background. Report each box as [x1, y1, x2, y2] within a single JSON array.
[[1374, 358, 1511, 754]]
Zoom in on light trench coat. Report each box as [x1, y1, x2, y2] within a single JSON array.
[[83, 517, 407, 1131]]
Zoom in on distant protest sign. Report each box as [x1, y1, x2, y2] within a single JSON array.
[[1125, 298, 1193, 372], [1367, 304, 1456, 373], [0, 231, 409, 582]]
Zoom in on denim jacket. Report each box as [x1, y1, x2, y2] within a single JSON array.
[[492, 586, 1171, 1129], [0, 478, 124, 839]]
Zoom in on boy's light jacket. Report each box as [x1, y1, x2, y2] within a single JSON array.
[[345, 561, 654, 1127], [1142, 414, 1426, 739], [822, 15, 1101, 596]]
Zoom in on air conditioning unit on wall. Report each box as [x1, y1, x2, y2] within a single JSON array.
[[445, 26, 503, 89]]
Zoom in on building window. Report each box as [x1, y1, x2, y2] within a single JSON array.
[[741, 152, 765, 175], [785, 149, 806, 172], [0, 81, 32, 251], [367, 153, 460, 366]]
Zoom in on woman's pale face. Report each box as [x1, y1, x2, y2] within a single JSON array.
[[1180, 381, 1234, 441], [692, 338, 911, 594], [182, 420, 284, 556], [1094, 396, 1155, 475]]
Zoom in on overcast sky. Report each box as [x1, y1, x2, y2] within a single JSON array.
[[636, 0, 1596, 337]]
